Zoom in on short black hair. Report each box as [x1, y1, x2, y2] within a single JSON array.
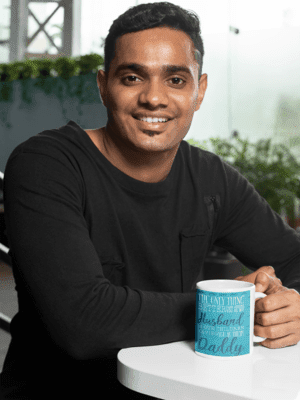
[[104, 1, 204, 80]]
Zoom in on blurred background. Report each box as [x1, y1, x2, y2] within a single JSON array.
[[1, 0, 300, 161]]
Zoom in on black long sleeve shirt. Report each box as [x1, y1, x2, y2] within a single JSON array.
[[2, 120, 300, 397]]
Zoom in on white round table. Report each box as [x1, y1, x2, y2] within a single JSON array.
[[118, 340, 300, 399]]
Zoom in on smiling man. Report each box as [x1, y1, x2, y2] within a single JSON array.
[[1, 2, 300, 399], [86, 26, 207, 183]]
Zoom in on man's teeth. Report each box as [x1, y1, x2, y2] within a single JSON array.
[[138, 117, 168, 123]]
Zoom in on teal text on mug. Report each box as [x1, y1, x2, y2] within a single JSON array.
[[195, 280, 266, 359]]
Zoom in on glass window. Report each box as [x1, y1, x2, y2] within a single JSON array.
[[0, 0, 11, 63], [27, 1, 64, 56], [80, 0, 229, 57], [81, 0, 137, 56], [229, 0, 300, 147]]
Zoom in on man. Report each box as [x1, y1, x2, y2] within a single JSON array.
[[1, 2, 300, 399]]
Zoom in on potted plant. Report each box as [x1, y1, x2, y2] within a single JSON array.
[[187, 135, 300, 277]]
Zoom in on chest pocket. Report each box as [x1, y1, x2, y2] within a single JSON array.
[[180, 195, 220, 292], [180, 225, 210, 292]]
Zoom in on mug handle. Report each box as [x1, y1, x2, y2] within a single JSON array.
[[253, 292, 267, 343]]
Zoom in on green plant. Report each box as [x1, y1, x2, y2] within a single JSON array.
[[0, 53, 104, 83], [0, 53, 104, 128], [188, 136, 300, 227], [188, 135, 300, 276]]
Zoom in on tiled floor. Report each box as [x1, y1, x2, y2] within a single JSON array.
[[0, 260, 18, 372]]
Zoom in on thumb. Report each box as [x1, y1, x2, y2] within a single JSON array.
[[255, 283, 265, 293], [255, 272, 270, 293]]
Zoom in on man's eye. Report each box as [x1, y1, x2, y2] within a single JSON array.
[[123, 75, 140, 83], [122, 76, 185, 85], [170, 77, 185, 85]]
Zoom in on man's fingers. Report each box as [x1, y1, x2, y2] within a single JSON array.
[[253, 285, 300, 350], [255, 270, 283, 294], [255, 304, 293, 325], [257, 333, 299, 349], [234, 276, 244, 281], [255, 271, 271, 292], [255, 290, 294, 312], [254, 319, 296, 339], [234, 266, 283, 295], [256, 266, 276, 278]]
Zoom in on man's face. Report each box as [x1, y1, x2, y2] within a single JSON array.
[[98, 26, 207, 154]]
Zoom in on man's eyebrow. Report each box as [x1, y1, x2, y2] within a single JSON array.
[[114, 63, 193, 77]]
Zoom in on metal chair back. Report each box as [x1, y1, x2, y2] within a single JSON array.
[[0, 171, 12, 333]]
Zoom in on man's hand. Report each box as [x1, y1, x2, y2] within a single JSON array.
[[234, 266, 284, 295], [235, 266, 300, 349]]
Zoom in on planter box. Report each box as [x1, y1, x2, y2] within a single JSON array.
[[0, 72, 108, 172]]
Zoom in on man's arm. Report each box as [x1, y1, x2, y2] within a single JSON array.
[[214, 160, 300, 292], [4, 150, 195, 360], [212, 161, 300, 349]]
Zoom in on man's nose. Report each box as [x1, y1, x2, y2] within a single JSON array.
[[139, 79, 169, 108]]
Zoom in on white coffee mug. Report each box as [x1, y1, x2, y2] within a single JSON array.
[[195, 279, 266, 359]]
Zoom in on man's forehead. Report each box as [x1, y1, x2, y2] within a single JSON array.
[[115, 26, 195, 54], [110, 28, 199, 75]]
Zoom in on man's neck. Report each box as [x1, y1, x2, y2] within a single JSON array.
[[86, 127, 179, 183]]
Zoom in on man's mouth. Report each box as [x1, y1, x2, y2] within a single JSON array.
[[134, 116, 169, 123], [133, 115, 173, 133]]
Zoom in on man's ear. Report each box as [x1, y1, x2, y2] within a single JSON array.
[[97, 69, 108, 107], [195, 73, 208, 111]]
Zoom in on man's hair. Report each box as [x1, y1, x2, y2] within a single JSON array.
[[104, 1, 204, 80]]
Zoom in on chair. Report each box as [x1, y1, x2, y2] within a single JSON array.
[[0, 312, 11, 334], [0, 171, 12, 334]]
